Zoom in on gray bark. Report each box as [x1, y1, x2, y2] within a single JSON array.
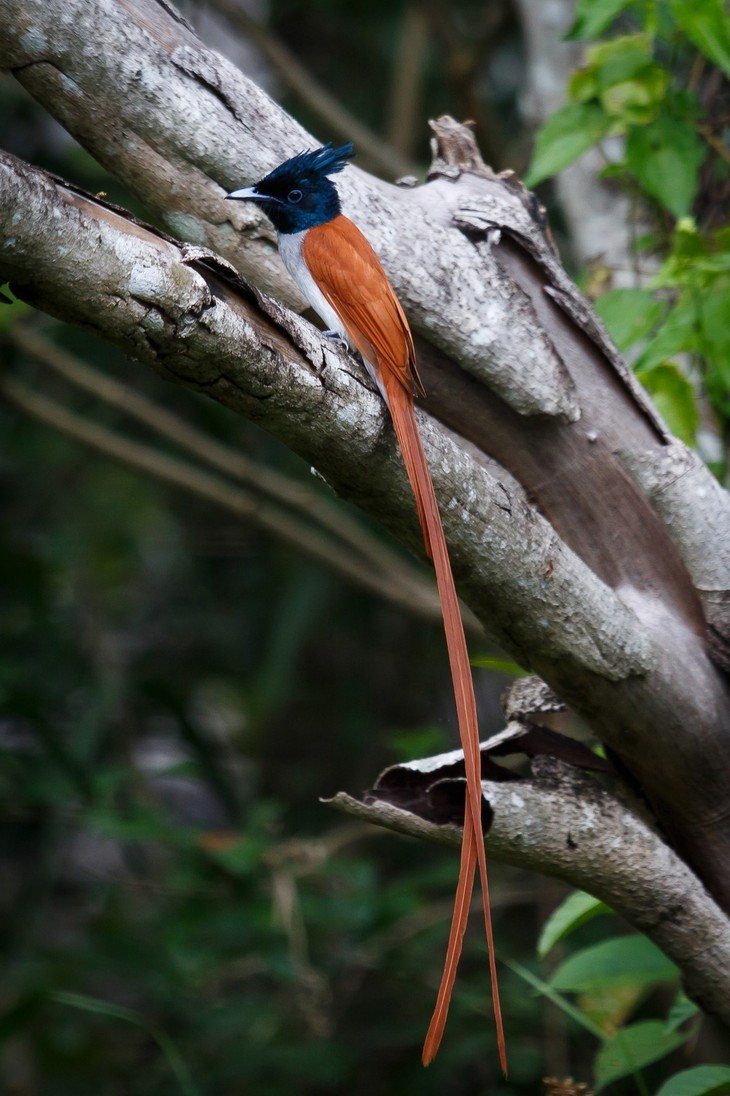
[[329, 749, 730, 1029], [0, 150, 653, 681], [1, 0, 730, 942]]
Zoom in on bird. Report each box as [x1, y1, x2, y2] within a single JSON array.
[[226, 143, 506, 1073]]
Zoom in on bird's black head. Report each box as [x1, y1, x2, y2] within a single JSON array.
[[226, 142, 355, 234]]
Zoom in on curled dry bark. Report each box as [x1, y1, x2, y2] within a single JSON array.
[[1, 0, 729, 1017], [1, 155, 728, 1024], [329, 748, 730, 1030]]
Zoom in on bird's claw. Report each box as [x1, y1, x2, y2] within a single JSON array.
[[322, 329, 349, 352]]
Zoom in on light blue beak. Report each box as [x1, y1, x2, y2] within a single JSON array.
[[226, 186, 262, 201]]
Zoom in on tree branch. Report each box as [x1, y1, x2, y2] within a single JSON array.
[[6, 324, 448, 626], [203, 0, 419, 179], [1, 0, 730, 908], [0, 148, 653, 671], [327, 752, 730, 1030], [2, 0, 727, 613]]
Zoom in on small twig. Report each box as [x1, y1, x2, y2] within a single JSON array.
[[386, 5, 430, 159], [9, 323, 445, 618], [699, 124, 730, 166], [205, 0, 418, 178], [1, 375, 444, 620]]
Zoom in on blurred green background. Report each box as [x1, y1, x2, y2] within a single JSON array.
[[1, 0, 729, 1092]]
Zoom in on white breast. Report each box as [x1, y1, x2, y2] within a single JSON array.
[[277, 230, 388, 404], [277, 231, 347, 341]]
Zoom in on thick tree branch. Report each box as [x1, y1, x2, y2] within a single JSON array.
[[1, 142, 730, 911], [1, 0, 727, 637], [0, 151, 651, 683], [1, 0, 730, 910]]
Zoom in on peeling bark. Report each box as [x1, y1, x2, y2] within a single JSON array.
[[328, 750, 730, 1029], [1, 0, 730, 924]]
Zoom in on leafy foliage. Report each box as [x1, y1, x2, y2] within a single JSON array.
[[594, 1021, 689, 1090], [656, 1065, 730, 1096], [549, 936, 678, 995], [530, 890, 729, 1094], [537, 891, 609, 958], [526, 0, 730, 463]]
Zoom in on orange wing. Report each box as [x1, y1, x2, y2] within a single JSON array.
[[305, 214, 506, 1074], [302, 215, 424, 398]]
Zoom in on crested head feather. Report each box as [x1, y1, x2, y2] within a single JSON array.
[[227, 142, 355, 234], [266, 142, 355, 188]]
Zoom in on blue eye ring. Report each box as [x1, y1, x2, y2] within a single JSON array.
[[287, 188, 303, 204]]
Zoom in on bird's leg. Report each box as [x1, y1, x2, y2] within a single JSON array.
[[321, 329, 350, 352]]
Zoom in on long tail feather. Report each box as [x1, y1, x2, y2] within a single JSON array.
[[386, 381, 507, 1076], [422, 811, 476, 1064], [296, 210, 505, 1069]]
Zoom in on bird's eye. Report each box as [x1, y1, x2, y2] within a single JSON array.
[[287, 188, 303, 204]]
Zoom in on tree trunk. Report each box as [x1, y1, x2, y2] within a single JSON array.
[[1, 0, 730, 924]]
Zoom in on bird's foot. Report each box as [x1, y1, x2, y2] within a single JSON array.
[[322, 329, 349, 352]]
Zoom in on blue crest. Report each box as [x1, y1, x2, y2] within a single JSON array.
[[266, 143, 354, 188]]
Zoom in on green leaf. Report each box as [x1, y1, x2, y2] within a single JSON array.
[[626, 112, 706, 217], [569, 66, 601, 103], [655, 1065, 730, 1096], [0, 289, 30, 330], [699, 277, 730, 364], [469, 654, 525, 676], [538, 891, 611, 958], [664, 990, 701, 1032], [550, 934, 679, 993], [595, 288, 665, 350], [567, 0, 634, 40], [667, 0, 730, 77], [585, 34, 654, 87], [578, 982, 650, 1034], [503, 957, 605, 1038], [634, 302, 699, 370], [574, 38, 670, 125], [50, 991, 199, 1096], [600, 66, 670, 124], [638, 362, 698, 444], [594, 1020, 688, 1089], [525, 102, 612, 186]]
